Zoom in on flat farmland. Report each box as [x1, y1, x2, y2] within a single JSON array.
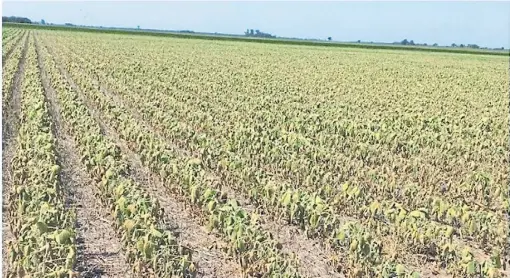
[[2, 26, 509, 278]]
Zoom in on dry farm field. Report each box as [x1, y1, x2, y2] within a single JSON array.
[[1, 26, 509, 278]]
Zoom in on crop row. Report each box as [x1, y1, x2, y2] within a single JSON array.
[[2, 29, 25, 60], [6, 35, 76, 278], [35, 36, 196, 277], [2, 28, 22, 48], [2, 31, 28, 123], [41, 32, 507, 276], [2, 27, 15, 41]]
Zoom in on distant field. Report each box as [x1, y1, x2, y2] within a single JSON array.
[[4, 22, 510, 56], [2, 26, 509, 278]]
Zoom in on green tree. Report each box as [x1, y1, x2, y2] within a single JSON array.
[[2, 16, 32, 23]]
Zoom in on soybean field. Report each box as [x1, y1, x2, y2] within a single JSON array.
[[2, 26, 509, 278]]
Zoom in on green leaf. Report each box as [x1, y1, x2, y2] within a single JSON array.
[[36, 221, 48, 234], [395, 264, 405, 276], [207, 200, 216, 212], [341, 182, 349, 192], [150, 226, 163, 238], [282, 191, 292, 206], [466, 261, 476, 275], [336, 231, 346, 241]]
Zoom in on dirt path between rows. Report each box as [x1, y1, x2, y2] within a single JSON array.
[[35, 34, 132, 278], [1, 32, 29, 278]]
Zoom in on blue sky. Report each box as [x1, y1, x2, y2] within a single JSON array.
[[3, 1, 510, 48]]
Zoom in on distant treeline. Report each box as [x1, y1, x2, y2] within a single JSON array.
[[2, 16, 32, 24], [244, 29, 275, 38], [393, 38, 504, 50]]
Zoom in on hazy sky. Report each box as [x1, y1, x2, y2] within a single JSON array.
[[3, 1, 510, 48]]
